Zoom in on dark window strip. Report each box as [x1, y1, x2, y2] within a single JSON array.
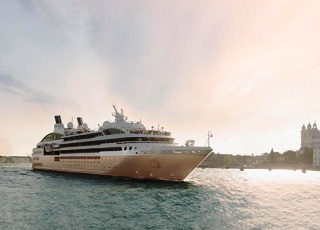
[[60, 137, 173, 148], [61, 147, 122, 154]]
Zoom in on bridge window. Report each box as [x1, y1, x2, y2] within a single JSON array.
[[41, 133, 62, 142]]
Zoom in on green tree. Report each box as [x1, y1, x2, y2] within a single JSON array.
[[282, 150, 299, 164], [223, 155, 236, 166], [302, 147, 313, 165], [268, 149, 281, 164]]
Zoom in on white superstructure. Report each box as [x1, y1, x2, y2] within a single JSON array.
[[32, 106, 212, 180]]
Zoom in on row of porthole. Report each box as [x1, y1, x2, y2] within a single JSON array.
[[59, 157, 126, 162], [141, 150, 194, 154], [60, 158, 126, 163], [61, 164, 118, 169], [63, 164, 98, 168], [62, 161, 99, 163], [103, 157, 126, 160], [145, 150, 201, 154]]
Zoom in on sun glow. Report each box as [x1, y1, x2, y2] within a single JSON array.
[[245, 169, 320, 184]]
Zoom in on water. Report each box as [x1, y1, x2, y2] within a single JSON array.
[[1, 164, 319, 230]]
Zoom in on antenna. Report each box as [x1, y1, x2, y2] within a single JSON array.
[[113, 104, 118, 113]]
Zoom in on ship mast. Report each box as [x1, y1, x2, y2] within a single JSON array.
[[112, 105, 126, 122]]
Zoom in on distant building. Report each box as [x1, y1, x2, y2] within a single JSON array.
[[313, 148, 320, 168], [301, 122, 320, 148], [301, 122, 320, 167], [0, 156, 31, 163]]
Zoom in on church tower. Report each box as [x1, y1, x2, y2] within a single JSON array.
[[306, 123, 312, 147], [313, 122, 318, 130], [301, 124, 306, 147], [301, 121, 320, 148], [301, 121, 320, 168]]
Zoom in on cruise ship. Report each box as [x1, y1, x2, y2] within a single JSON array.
[[32, 106, 212, 180]]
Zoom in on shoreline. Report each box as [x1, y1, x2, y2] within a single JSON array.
[[200, 164, 320, 171]]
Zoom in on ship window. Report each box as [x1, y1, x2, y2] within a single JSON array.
[[129, 146, 132, 150], [103, 128, 126, 135], [60, 136, 174, 148], [41, 133, 62, 142]]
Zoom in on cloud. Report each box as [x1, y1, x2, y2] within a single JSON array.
[[0, 73, 57, 106], [1, 1, 320, 155]]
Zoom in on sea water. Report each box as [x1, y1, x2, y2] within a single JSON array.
[[1, 163, 319, 230]]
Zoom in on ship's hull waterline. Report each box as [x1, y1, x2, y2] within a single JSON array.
[[32, 152, 210, 180]]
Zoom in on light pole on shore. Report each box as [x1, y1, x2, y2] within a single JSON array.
[[207, 131, 213, 147]]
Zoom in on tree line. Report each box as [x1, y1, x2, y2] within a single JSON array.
[[265, 147, 313, 165]]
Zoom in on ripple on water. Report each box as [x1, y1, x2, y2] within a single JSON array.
[[1, 164, 320, 229]]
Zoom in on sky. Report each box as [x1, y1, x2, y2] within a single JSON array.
[[1, 0, 320, 156]]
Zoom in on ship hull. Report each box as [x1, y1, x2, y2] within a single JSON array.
[[32, 153, 210, 180]]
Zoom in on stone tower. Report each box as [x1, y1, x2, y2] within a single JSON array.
[[301, 122, 320, 148]]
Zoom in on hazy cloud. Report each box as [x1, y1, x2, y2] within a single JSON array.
[[1, 1, 320, 155], [0, 73, 56, 106]]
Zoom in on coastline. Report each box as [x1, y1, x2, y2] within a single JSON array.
[[0, 156, 31, 163], [2, 156, 319, 172], [199, 164, 320, 171]]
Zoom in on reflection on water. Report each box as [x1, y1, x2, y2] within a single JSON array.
[[1, 164, 319, 229], [192, 168, 320, 183], [188, 168, 320, 229]]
